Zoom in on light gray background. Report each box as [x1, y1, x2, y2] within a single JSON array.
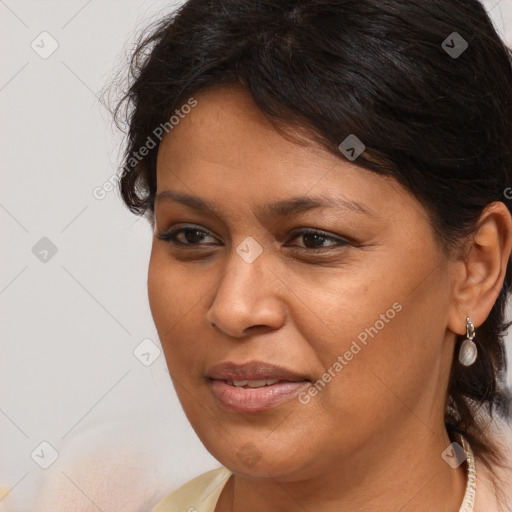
[[1, 1, 511, 511]]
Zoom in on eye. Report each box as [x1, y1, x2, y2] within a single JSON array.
[[157, 226, 219, 246], [287, 229, 349, 250]]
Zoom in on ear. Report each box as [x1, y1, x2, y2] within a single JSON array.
[[447, 201, 512, 335]]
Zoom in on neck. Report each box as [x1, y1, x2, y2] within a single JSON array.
[[216, 424, 468, 512]]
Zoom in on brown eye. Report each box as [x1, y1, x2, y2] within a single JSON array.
[[288, 229, 349, 250], [157, 226, 219, 246]]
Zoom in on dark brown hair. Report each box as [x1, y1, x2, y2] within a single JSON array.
[[110, 0, 512, 505]]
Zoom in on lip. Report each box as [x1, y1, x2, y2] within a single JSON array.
[[209, 379, 310, 413], [206, 360, 310, 382], [206, 360, 311, 413]]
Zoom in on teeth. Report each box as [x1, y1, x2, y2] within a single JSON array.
[[230, 379, 280, 388]]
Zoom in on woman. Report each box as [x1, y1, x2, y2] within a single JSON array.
[[112, 1, 512, 510]]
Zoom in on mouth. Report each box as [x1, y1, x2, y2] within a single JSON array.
[[206, 360, 311, 413], [206, 360, 310, 383], [224, 378, 299, 388], [208, 377, 311, 413]]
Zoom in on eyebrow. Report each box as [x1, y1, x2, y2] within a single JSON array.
[[154, 190, 375, 218]]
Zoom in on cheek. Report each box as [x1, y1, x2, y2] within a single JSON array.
[[147, 248, 198, 328], [147, 250, 193, 358], [318, 277, 450, 434], [302, 309, 424, 448], [147, 248, 215, 376], [299, 255, 450, 418], [147, 252, 171, 331]]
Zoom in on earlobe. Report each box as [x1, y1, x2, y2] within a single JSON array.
[[447, 201, 512, 336]]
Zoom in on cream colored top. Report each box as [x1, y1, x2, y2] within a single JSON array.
[[151, 466, 232, 512]]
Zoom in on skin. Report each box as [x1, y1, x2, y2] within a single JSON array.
[[147, 83, 512, 512]]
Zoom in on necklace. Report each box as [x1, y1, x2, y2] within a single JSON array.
[[457, 432, 477, 512], [227, 432, 477, 512]]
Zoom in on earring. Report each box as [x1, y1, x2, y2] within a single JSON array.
[[459, 316, 477, 366]]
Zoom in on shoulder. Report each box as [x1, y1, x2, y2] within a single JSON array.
[[151, 466, 233, 512]]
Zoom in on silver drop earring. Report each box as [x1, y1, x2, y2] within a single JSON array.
[[459, 316, 477, 366]]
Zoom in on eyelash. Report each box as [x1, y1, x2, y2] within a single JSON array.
[[156, 225, 349, 251]]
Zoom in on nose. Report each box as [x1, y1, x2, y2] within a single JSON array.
[[206, 250, 286, 338]]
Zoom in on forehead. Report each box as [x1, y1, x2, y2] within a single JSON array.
[[154, 84, 406, 219], [157, 84, 333, 178]]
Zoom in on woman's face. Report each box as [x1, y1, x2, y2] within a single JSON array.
[[148, 84, 459, 479]]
